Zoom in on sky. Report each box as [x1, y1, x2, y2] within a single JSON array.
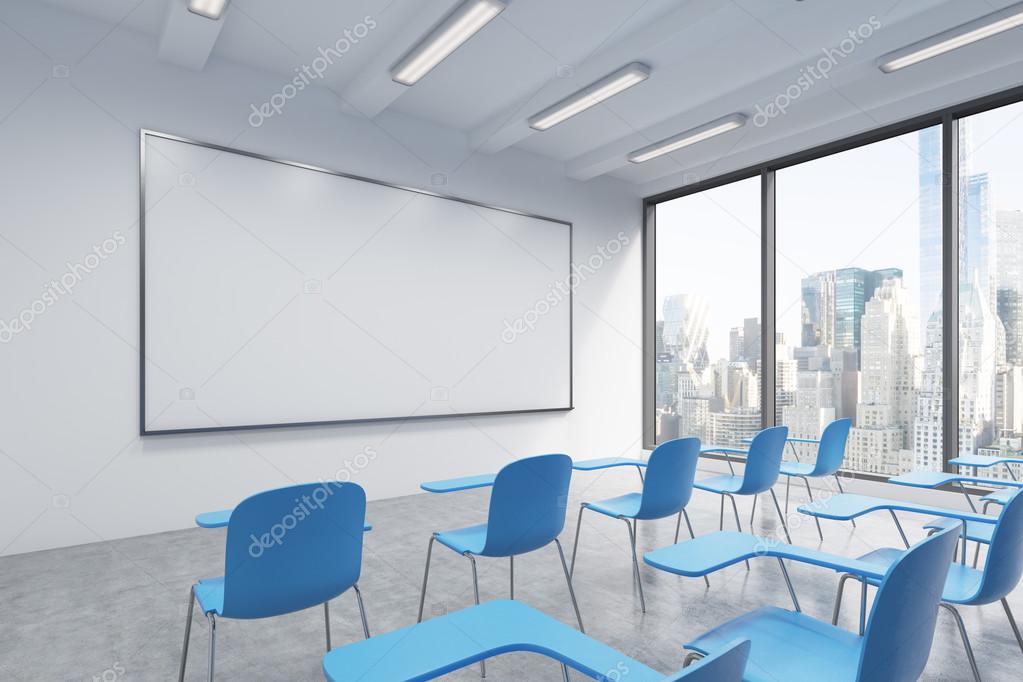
[[655, 99, 1023, 363]]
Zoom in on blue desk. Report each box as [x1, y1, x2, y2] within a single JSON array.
[[887, 470, 1023, 512], [195, 509, 373, 532], [797, 493, 991, 561], [643, 531, 885, 621], [949, 454, 1023, 486], [741, 436, 818, 462], [420, 457, 650, 493]]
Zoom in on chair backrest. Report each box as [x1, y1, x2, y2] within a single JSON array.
[[636, 437, 702, 520], [974, 487, 1023, 603], [221, 482, 366, 619], [737, 426, 788, 494], [810, 418, 852, 476], [480, 454, 573, 557], [663, 639, 750, 681], [857, 523, 959, 682]]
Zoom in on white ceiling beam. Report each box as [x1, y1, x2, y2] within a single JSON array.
[[157, 0, 228, 71], [466, 0, 727, 155], [336, 3, 461, 119]]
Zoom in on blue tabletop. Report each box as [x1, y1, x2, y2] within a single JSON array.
[[887, 471, 1023, 490], [643, 531, 886, 580], [949, 453, 1023, 467], [796, 493, 996, 524], [195, 509, 373, 531], [741, 437, 820, 445], [571, 457, 647, 471], [322, 600, 662, 682], [420, 473, 497, 493], [700, 445, 749, 456]]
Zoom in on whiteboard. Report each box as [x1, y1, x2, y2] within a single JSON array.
[[140, 131, 572, 434]]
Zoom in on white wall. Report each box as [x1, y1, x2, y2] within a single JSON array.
[[0, 1, 643, 555]]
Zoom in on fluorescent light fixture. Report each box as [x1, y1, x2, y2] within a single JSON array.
[[528, 63, 651, 131], [188, 0, 229, 20], [391, 0, 507, 86], [627, 113, 748, 164], [878, 2, 1023, 73]]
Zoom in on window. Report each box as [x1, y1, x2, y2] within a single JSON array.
[[775, 128, 941, 476], [644, 87, 1023, 478], [653, 177, 761, 446], [958, 101, 1023, 481]]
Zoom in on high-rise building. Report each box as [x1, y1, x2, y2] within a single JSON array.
[[742, 317, 761, 367], [729, 326, 744, 362], [801, 271, 835, 347], [959, 281, 1005, 457], [847, 278, 918, 475], [963, 172, 996, 309], [918, 126, 944, 337], [662, 294, 711, 371], [914, 311, 945, 472], [997, 210, 1023, 365]]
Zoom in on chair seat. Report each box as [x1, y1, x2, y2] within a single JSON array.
[[694, 475, 744, 494], [922, 517, 994, 545], [855, 547, 984, 603], [584, 493, 643, 519], [194, 576, 225, 615], [435, 524, 488, 555], [685, 606, 861, 682], [982, 487, 1016, 505], [779, 461, 815, 477]]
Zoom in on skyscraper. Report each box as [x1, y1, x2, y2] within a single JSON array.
[[846, 278, 918, 474], [997, 210, 1023, 365], [662, 294, 711, 370], [800, 270, 835, 347]]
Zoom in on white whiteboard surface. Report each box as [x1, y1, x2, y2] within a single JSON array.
[[141, 132, 572, 434]]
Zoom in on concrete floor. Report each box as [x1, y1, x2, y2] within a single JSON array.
[[1, 466, 1019, 681]]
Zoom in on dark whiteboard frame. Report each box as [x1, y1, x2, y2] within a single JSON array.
[[139, 129, 573, 436]]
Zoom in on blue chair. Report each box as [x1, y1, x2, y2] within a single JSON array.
[[417, 454, 581, 679], [698, 426, 791, 546], [682, 522, 960, 681], [323, 599, 750, 681], [569, 437, 704, 611], [835, 488, 1023, 681], [178, 482, 370, 681], [779, 418, 853, 541]]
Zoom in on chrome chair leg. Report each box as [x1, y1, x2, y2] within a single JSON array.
[[1003, 598, 1023, 655], [785, 476, 791, 514], [683, 651, 705, 667], [622, 518, 646, 613], [832, 573, 854, 625], [178, 585, 196, 682], [750, 494, 757, 528], [889, 510, 910, 548], [324, 601, 332, 652], [776, 558, 801, 612], [674, 510, 682, 544], [834, 474, 856, 527], [206, 613, 216, 682], [417, 535, 436, 623], [858, 577, 867, 635], [940, 603, 981, 681], [352, 583, 371, 639], [725, 494, 750, 570], [681, 509, 710, 588], [467, 553, 486, 678], [769, 488, 792, 543], [554, 538, 585, 632], [719, 495, 725, 531], [802, 477, 824, 542], [510, 555, 514, 599], [973, 542, 981, 568], [570, 504, 586, 578]]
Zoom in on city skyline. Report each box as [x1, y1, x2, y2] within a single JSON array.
[[655, 101, 1023, 476]]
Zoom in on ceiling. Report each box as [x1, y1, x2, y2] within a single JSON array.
[[33, 0, 1023, 191]]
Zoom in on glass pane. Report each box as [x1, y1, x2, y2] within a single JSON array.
[[776, 127, 942, 475], [654, 177, 761, 446], [958, 101, 1023, 481]]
